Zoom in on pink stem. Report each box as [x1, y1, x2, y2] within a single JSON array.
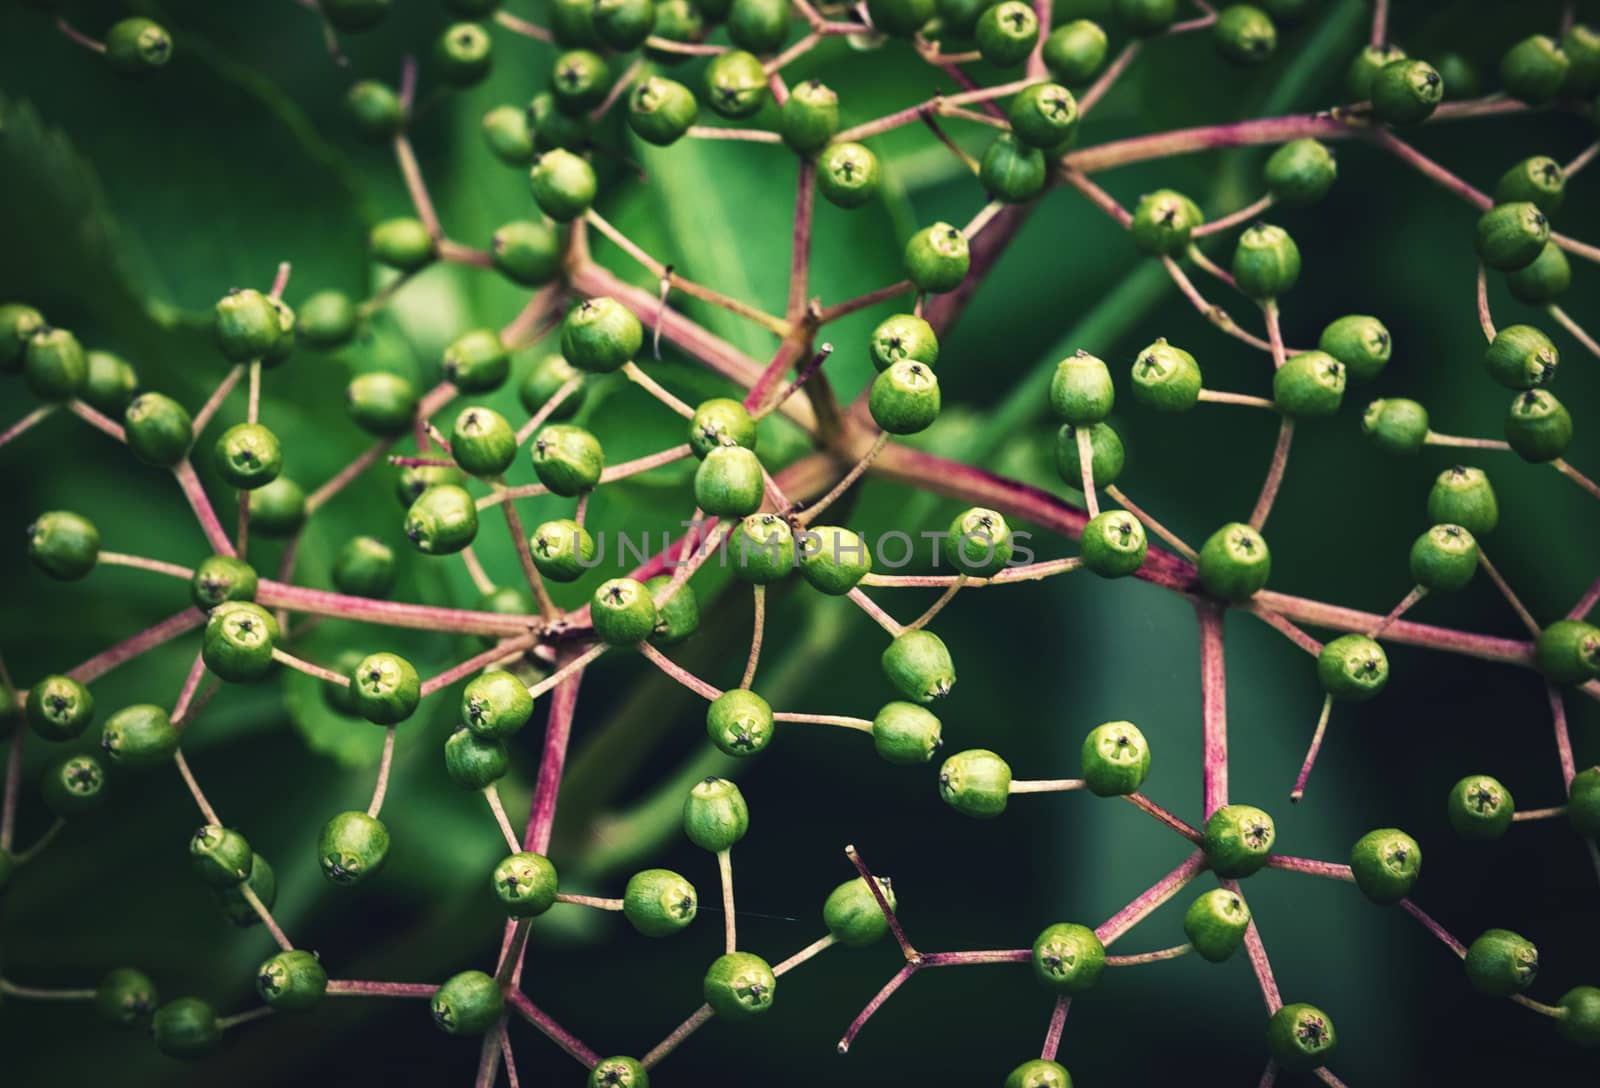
[[642, 1004, 715, 1068], [1192, 194, 1275, 238], [919, 949, 1030, 967], [1264, 855, 1354, 881], [66, 609, 205, 684], [1549, 685, 1577, 788], [1198, 602, 1228, 817], [818, 280, 914, 323], [637, 642, 723, 701], [326, 980, 437, 998], [255, 580, 540, 637], [1289, 695, 1335, 803], [788, 158, 816, 320], [1399, 898, 1467, 957], [172, 460, 236, 556], [846, 844, 917, 960], [523, 647, 586, 854], [1078, 41, 1140, 115], [419, 635, 540, 697], [1249, 418, 1295, 530], [837, 962, 919, 1054], [170, 650, 210, 726], [1094, 850, 1207, 946], [1041, 995, 1070, 1061], [367, 726, 396, 818], [1226, 880, 1283, 1012], [1477, 262, 1496, 341], [1122, 793, 1202, 842], [1569, 574, 1600, 621], [0, 404, 57, 450]]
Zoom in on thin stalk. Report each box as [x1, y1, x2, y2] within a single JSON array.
[[305, 437, 400, 513], [12, 818, 64, 864], [718, 848, 737, 954], [1478, 549, 1541, 637], [847, 586, 905, 637], [255, 580, 540, 637], [845, 844, 917, 959], [1400, 898, 1467, 957], [420, 634, 540, 697], [0, 404, 57, 450], [1512, 805, 1567, 822], [271, 647, 350, 686], [686, 124, 784, 143], [1192, 194, 1275, 237], [0, 721, 22, 851], [554, 892, 625, 911], [1424, 432, 1509, 450], [1105, 943, 1193, 966], [1568, 574, 1600, 620], [1008, 778, 1087, 794], [1196, 389, 1277, 409], [528, 644, 608, 702], [325, 980, 437, 998], [642, 1004, 715, 1069], [1058, 167, 1132, 228], [743, 584, 765, 689], [458, 546, 497, 597], [494, 10, 554, 40], [515, 378, 582, 446], [1041, 995, 1070, 1061], [67, 608, 205, 685], [1565, 140, 1599, 177], [1264, 855, 1355, 881], [1162, 256, 1276, 353], [622, 362, 695, 418], [637, 642, 723, 701], [0, 979, 97, 1000], [818, 280, 914, 324], [524, 646, 590, 854], [1094, 850, 1207, 945], [1230, 887, 1283, 1012], [173, 749, 222, 826], [1289, 694, 1335, 803], [796, 433, 888, 524], [240, 883, 294, 952], [1367, 585, 1428, 639], [192, 365, 245, 434], [1549, 684, 1576, 787], [1104, 485, 1198, 560], [836, 962, 918, 1054], [367, 726, 396, 818], [772, 934, 837, 976], [485, 786, 520, 853], [1551, 458, 1600, 503], [172, 460, 236, 556], [1198, 602, 1228, 817], [1076, 425, 1100, 517], [771, 712, 873, 732], [1079, 41, 1140, 114], [1548, 305, 1600, 359], [98, 552, 193, 580], [1249, 417, 1295, 529], [506, 990, 602, 1067], [1477, 262, 1496, 341], [1122, 793, 1202, 842], [54, 17, 106, 52]]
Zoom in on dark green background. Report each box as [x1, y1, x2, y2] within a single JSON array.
[[2, 0, 1598, 1084]]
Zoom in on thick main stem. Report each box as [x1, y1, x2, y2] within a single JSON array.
[[1198, 603, 1228, 818]]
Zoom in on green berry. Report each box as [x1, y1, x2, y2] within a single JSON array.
[[346, 81, 405, 139], [1564, 23, 1600, 94], [348, 652, 420, 724], [647, 0, 704, 63], [549, 0, 601, 46], [1203, 803, 1276, 877], [705, 50, 769, 119], [100, 704, 178, 767], [939, 748, 1011, 817], [443, 329, 509, 394], [396, 464, 466, 512], [683, 776, 749, 851], [332, 536, 396, 598], [370, 218, 435, 271], [1056, 423, 1125, 488], [976, 2, 1039, 68], [27, 510, 99, 581], [257, 950, 327, 1013], [531, 519, 597, 582], [590, 1058, 650, 1088], [95, 968, 158, 1028], [1427, 466, 1498, 536], [1557, 987, 1600, 1047], [1265, 139, 1337, 206], [1042, 19, 1108, 83], [81, 350, 140, 415], [730, 514, 796, 585], [593, 577, 659, 644], [1317, 634, 1388, 701], [1114, 0, 1178, 36], [703, 952, 776, 1020], [1371, 59, 1443, 125], [904, 223, 970, 293], [214, 289, 280, 363], [1267, 1003, 1337, 1071], [492, 221, 561, 286], [1500, 35, 1570, 105], [727, 0, 789, 53], [1008, 82, 1078, 151], [1505, 242, 1571, 304], [1349, 828, 1420, 905], [436, 22, 493, 87], [781, 80, 839, 153], [1534, 620, 1600, 685], [26, 674, 94, 741], [1197, 523, 1271, 601], [216, 853, 278, 926], [1213, 5, 1277, 66], [869, 360, 941, 434], [519, 354, 586, 419], [1504, 389, 1572, 463], [202, 601, 279, 683], [483, 105, 535, 166], [980, 132, 1048, 203], [1080, 510, 1148, 578], [1465, 929, 1538, 996], [1272, 351, 1345, 418], [1447, 774, 1514, 840], [1433, 52, 1481, 98], [551, 50, 611, 113], [629, 77, 699, 146], [1130, 190, 1204, 256], [213, 422, 282, 489], [1484, 324, 1558, 389], [405, 484, 480, 554], [869, 314, 938, 371], [689, 398, 757, 458], [624, 868, 698, 936], [22, 326, 86, 401], [595, 0, 658, 50], [706, 688, 774, 756], [40, 753, 108, 817], [298, 290, 357, 349], [1346, 43, 1406, 99], [882, 629, 955, 702], [318, 810, 390, 886], [648, 575, 699, 645], [1184, 888, 1250, 962], [190, 824, 253, 887], [449, 407, 516, 478], [1495, 157, 1565, 216], [529, 149, 598, 223], [1476, 202, 1549, 271], [817, 142, 880, 208], [1232, 222, 1301, 299], [432, 970, 503, 1035], [346, 372, 418, 438], [445, 728, 509, 789], [1318, 314, 1390, 383], [121, 393, 193, 467], [1032, 922, 1105, 992], [1004, 1060, 1073, 1088], [494, 852, 559, 917], [464, 670, 535, 739], [533, 424, 605, 496], [1080, 721, 1150, 796], [562, 297, 644, 374], [0, 303, 44, 370], [1130, 340, 1203, 411], [944, 507, 1013, 576], [1361, 398, 1429, 455], [870, 0, 935, 36], [871, 701, 942, 765], [1408, 524, 1478, 591], [694, 445, 766, 517], [798, 525, 872, 594], [823, 876, 896, 946], [1047, 351, 1115, 425], [321, 0, 390, 31], [152, 997, 220, 1059]]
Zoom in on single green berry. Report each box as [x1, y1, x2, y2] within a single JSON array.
[[1114, 0, 1178, 36], [1484, 324, 1558, 390], [823, 876, 896, 946], [592, 578, 659, 645], [1465, 929, 1539, 996], [1232, 222, 1301, 298], [1197, 523, 1271, 600], [529, 149, 598, 222], [1317, 634, 1388, 701], [40, 753, 108, 817], [549, 0, 601, 45], [1203, 803, 1276, 877], [1349, 828, 1421, 905], [647, 0, 704, 63], [519, 354, 586, 419], [562, 297, 644, 374], [1476, 202, 1550, 271], [1534, 620, 1600, 685], [1505, 242, 1572, 304], [869, 314, 938, 371], [882, 629, 955, 702], [443, 329, 509, 394], [1427, 465, 1498, 536], [121, 392, 194, 468], [1371, 59, 1443, 124], [869, 361, 941, 434], [202, 601, 279, 682], [589, 1058, 650, 1087], [781, 80, 839, 153], [689, 398, 758, 458], [450, 406, 516, 478], [492, 221, 561, 286], [318, 810, 390, 886], [1408, 524, 1478, 592], [1032, 922, 1106, 993], [1267, 1003, 1337, 1071], [321, 0, 391, 32], [1080, 721, 1150, 796], [299, 290, 358, 349], [727, 0, 788, 52], [346, 81, 405, 139], [1346, 43, 1406, 99], [0, 302, 45, 370], [1433, 51, 1481, 98], [1129, 339, 1201, 412], [190, 824, 252, 887], [904, 223, 970, 293], [531, 518, 597, 583], [939, 748, 1011, 817], [532, 424, 605, 496], [1055, 423, 1125, 488], [100, 704, 178, 768], [980, 132, 1048, 203], [27, 674, 95, 742], [464, 670, 535, 739], [868, 0, 935, 36], [595, 0, 658, 50], [432, 970, 504, 1035], [707, 688, 775, 757], [81, 350, 140, 415], [370, 217, 435, 271], [1495, 156, 1565, 215], [703, 952, 776, 1020], [332, 536, 397, 598], [151, 997, 220, 1059], [1557, 986, 1600, 1047], [214, 289, 280, 362], [1265, 139, 1337, 206], [944, 507, 1013, 577], [705, 50, 769, 118], [323, 649, 369, 718], [629, 76, 699, 146], [445, 728, 509, 789], [1501, 35, 1570, 105], [1080, 510, 1148, 579], [1184, 887, 1250, 962], [1214, 5, 1277, 66], [1563, 23, 1600, 94], [1048, 351, 1114, 425], [694, 445, 766, 518], [817, 142, 880, 208], [27, 510, 99, 581], [871, 701, 942, 765], [1362, 398, 1429, 455], [346, 372, 418, 438], [483, 105, 536, 165], [1130, 190, 1204, 256], [648, 575, 699, 645], [1319, 314, 1390, 383], [216, 853, 278, 927], [1447, 774, 1514, 840], [683, 776, 749, 851], [436, 22, 493, 87], [624, 868, 698, 936], [349, 652, 420, 725], [1273, 351, 1345, 418], [494, 852, 559, 917], [213, 422, 283, 489], [257, 949, 327, 1013], [405, 484, 480, 554], [798, 525, 872, 595], [22, 326, 87, 401], [1504, 389, 1572, 463], [95, 968, 158, 1028], [1007, 82, 1079, 151], [1043, 19, 1108, 83], [551, 49, 611, 114], [976, 2, 1039, 68], [730, 514, 796, 585], [1004, 1059, 1073, 1088]]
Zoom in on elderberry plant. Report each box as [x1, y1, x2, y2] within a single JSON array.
[[1, 0, 1599, 1085]]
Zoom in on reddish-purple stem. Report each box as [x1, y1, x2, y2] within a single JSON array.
[[1198, 602, 1228, 817], [1094, 850, 1208, 946], [1549, 684, 1576, 788], [326, 980, 437, 998], [1399, 899, 1467, 958], [1041, 995, 1070, 1061], [524, 647, 586, 854], [1225, 879, 1282, 1012], [1264, 855, 1354, 881], [846, 844, 917, 960], [66, 609, 205, 685], [1122, 793, 1202, 842], [172, 460, 236, 556], [837, 962, 918, 1054]]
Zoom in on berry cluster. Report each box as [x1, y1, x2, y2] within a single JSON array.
[[3, 0, 1600, 1085]]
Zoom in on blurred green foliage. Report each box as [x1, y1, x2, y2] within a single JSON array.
[[1, 0, 1598, 1084]]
